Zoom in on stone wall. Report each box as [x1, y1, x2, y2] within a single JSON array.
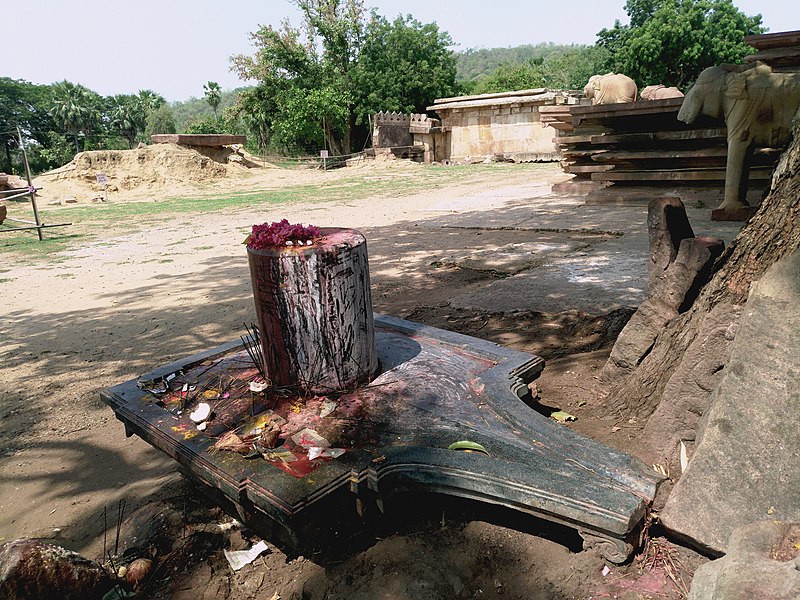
[[442, 104, 557, 160], [372, 112, 412, 149]]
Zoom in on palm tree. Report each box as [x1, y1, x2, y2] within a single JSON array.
[[203, 81, 222, 119], [50, 81, 98, 153], [108, 95, 146, 148], [137, 89, 166, 114]]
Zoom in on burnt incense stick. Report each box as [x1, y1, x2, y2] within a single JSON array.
[[242, 322, 266, 379]]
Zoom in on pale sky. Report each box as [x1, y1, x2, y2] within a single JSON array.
[[4, 1, 798, 102]]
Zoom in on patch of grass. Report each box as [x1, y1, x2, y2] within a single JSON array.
[[192, 245, 214, 251], [4, 162, 549, 261], [56, 272, 76, 279], [0, 277, 12, 283], [0, 232, 87, 258]]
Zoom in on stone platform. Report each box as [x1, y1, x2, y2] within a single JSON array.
[[101, 314, 661, 562], [150, 134, 246, 146]]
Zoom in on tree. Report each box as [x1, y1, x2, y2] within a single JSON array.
[[137, 89, 166, 114], [203, 81, 222, 119], [50, 81, 101, 153], [234, 83, 280, 151], [351, 13, 458, 119], [0, 78, 54, 173], [470, 60, 545, 95], [107, 94, 146, 148], [597, 0, 765, 89], [466, 46, 610, 95], [231, 0, 364, 154], [144, 104, 177, 138]]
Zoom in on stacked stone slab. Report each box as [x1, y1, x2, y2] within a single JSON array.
[[744, 29, 800, 70], [541, 99, 782, 203]]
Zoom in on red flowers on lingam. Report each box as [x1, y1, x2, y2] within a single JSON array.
[[245, 219, 321, 249]]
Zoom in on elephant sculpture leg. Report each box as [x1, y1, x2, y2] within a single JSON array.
[[720, 137, 754, 211]]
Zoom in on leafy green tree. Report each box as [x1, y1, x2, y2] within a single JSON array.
[[50, 80, 101, 153], [144, 104, 177, 138], [231, 0, 365, 154], [0, 78, 55, 173], [203, 81, 222, 119], [232, 1, 458, 154], [466, 45, 609, 94], [597, 0, 765, 89], [540, 46, 611, 90], [470, 60, 545, 94], [351, 13, 458, 119], [107, 94, 146, 148], [137, 89, 166, 113], [233, 83, 279, 151], [185, 106, 246, 136], [456, 43, 584, 83]]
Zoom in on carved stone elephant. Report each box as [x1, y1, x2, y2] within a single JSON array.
[[678, 61, 800, 210], [584, 73, 638, 105], [641, 84, 684, 100]]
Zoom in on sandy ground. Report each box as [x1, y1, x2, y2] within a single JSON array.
[[0, 159, 729, 599]]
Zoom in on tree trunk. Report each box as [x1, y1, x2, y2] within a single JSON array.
[[603, 114, 800, 461], [247, 228, 379, 393], [3, 139, 12, 173]]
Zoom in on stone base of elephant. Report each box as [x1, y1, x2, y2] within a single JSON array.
[[711, 205, 758, 221]]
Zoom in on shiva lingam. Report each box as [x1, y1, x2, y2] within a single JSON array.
[[101, 221, 661, 563]]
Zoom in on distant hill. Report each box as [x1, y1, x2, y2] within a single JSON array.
[[456, 43, 590, 82]]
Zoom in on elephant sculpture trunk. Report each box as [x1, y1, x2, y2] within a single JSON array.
[[678, 62, 800, 212]]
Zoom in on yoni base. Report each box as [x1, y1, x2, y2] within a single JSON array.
[[100, 314, 661, 563]]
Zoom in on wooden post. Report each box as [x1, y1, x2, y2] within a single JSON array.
[[17, 127, 42, 240], [247, 228, 379, 393]]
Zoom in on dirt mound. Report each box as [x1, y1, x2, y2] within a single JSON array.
[[34, 144, 260, 202]]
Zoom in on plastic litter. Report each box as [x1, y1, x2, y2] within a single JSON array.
[[308, 447, 345, 460], [223, 540, 269, 571], [291, 428, 330, 449], [319, 400, 338, 418]]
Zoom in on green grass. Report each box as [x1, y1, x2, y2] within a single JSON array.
[[0, 163, 549, 261]]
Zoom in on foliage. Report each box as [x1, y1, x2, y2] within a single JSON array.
[[0, 78, 56, 173], [50, 80, 102, 153], [144, 104, 177, 138], [232, 83, 278, 151], [271, 85, 350, 151], [456, 43, 590, 82], [351, 13, 458, 119], [231, 1, 457, 154], [203, 81, 222, 118], [171, 89, 241, 132], [107, 94, 146, 148], [185, 106, 247, 137], [137, 90, 166, 113], [597, 0, 766, 88], [468, 46, 609, 94], [232, 0, 366, 155]]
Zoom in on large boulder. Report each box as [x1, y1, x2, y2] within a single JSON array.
[[688, 521, 800, 599], [662, 248, 800, 553]]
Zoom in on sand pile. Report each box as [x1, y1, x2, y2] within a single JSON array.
[[34, 143, 260, 202]]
